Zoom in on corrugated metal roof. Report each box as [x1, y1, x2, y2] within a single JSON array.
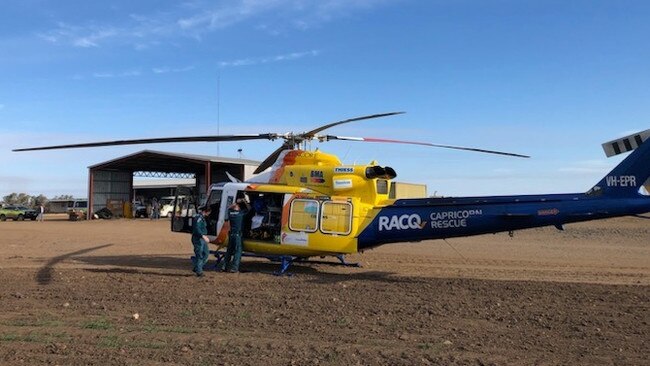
[[49, 198, 87, 202], [133, 178, 196, 189], [144, 150, 261, 166], [88, 150, 260, 170]]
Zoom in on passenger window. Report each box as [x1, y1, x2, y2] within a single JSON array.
[[289, 199, 319, 232], [320, 201, 352, 235]]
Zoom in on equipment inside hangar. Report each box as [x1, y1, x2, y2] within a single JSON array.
[[87, 150, 260, 218]]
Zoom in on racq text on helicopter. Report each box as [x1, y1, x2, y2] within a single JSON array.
[[14, 113, 650, 273]]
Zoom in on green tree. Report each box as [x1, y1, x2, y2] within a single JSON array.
[[2, 193, 32, 206], [33, 194, 49, 207], [53, 194, 74, 200], [2, 193, 50, 207]]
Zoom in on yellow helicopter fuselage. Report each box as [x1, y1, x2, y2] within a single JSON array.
[[195, 149, 402, 257]]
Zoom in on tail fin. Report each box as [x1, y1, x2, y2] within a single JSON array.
[[589, 129, 650, 197]]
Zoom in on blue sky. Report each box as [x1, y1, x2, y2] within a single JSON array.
[[1, 0, 649, 198]]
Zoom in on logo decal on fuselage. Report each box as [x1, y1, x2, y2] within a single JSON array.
[[333, 179, 353, 189], [538, 208, 560, 216], [378, 214, 426, 231], [334, 167, 354, 173], [310, 170, 325, 183], [378, 210, 483, 231], [429, 209, 483, 229]]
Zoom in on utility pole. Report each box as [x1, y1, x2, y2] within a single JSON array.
[[217, 74, 221, 157]]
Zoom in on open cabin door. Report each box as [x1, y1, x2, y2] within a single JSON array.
[[171, 186, 198, 233], [205, 187, 223, 236]]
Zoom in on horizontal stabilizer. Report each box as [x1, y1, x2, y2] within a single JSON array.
[[602, 129, 650, 157]]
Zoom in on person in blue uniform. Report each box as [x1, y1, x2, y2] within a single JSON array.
[[191, 205, 212, 277], [221, 198, 249, 273]]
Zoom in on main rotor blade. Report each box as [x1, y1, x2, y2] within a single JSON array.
[[253, 143, 291, 174], [252, 112, 405, 175], [325, 136, 530, 158], [13, 134, 277, 152], [304, 112, 404, 137]]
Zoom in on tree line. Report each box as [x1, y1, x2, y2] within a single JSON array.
[[1, 193, 75, 208]]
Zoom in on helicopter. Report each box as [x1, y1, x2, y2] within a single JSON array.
[[14, 113, 650, 274]]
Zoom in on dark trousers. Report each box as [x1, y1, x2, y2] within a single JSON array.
[[191, 238, 209, 274], [222, 232, 242, 271]]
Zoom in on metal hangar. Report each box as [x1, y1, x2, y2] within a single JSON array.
[[87, 150, 259, 217]]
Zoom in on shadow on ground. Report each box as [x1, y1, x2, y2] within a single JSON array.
[[69, 253, 430, 285], [75, 254, 190, 271], [36, 244, 114, 285]]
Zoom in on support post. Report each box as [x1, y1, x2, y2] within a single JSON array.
[[88, 169, 94, 219]]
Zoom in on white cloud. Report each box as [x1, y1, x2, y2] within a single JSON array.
[[557, 159, 612, 175], [73, 29, 118, 47], [37, 1, 395, 48], [85, 66, 193, 79], [177, 0, 282, 31], [92, 70, 141, 78], [152, 65, 195, 74], [219, 50, 320, 68]]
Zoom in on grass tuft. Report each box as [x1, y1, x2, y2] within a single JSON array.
[[82, 318, 113, 330], [0, 334, 18, 342]]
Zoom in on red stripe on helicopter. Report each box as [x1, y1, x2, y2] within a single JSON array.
[[359, 137, 433, 146]]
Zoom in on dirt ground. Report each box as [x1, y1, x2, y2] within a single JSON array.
[[0, 216, 648, 365]]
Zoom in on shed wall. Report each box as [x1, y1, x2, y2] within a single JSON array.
[[244, 165, 257, 181], [48, 201, 70, 213], [92, 170, 131, 214]]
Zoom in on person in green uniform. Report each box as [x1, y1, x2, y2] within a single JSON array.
[[221, 198, 249, 273], [191, 205, 212, 277]]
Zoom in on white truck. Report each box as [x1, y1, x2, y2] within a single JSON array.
[[159, 196, 176, 218]]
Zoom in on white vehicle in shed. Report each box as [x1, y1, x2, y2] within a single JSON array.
[[159, 196, 176, 218]]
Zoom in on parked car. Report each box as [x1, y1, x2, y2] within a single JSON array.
[[134, 203, 148, 218], [0, 205, 39, 221]]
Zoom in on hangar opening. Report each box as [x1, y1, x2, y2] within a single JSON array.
[[88, 150, 259, 218]]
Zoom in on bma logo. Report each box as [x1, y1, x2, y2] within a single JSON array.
[[310, 170, 325, 183], [378, 214, 426, 231]]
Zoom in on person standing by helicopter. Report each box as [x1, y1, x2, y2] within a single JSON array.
[[220, 198, 249, 273], [191, 205, 212, 277]]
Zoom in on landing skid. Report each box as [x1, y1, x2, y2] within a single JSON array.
[[208, 250, 361, 275], [294, 254, 362, 268]]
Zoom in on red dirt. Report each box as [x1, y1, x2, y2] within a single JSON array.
[[0, 216, 648, 365]]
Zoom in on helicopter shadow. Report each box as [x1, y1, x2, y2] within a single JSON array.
[[305, 270, 430, 285], [50, 252, 434, 284], [36, 244, 114, 285], [238, 260, 428, 285], [237, 260, 323, 276], [82, 267, 194, 278], [76, 256, 323, 277], [73, 254, 193, 276]]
